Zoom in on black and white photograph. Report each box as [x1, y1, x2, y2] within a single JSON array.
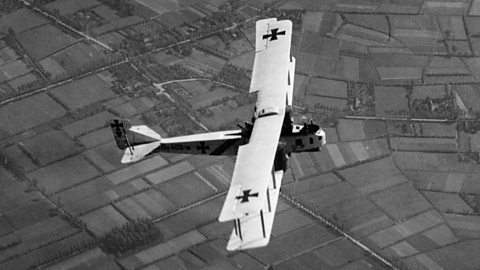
[[1, 0, 480, 269]]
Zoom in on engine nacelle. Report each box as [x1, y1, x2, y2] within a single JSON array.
[[274, 141, 289, 172]]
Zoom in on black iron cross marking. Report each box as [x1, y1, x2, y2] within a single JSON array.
[[262, 28, 285, 41], [197, 142, 210, 154], [235, 189, 259, 203]]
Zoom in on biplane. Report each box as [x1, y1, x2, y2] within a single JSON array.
[[109, 18, 326, 251]]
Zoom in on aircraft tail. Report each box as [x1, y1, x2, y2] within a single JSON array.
[[109, 119, 162, 163]]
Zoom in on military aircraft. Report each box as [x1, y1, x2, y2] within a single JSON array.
[[109, 18, 326, 251]]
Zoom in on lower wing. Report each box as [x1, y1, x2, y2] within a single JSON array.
[[225, 170, 283, 250]]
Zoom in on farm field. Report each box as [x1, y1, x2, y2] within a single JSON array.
[[0, 59, 30, 83], [27, 155, 100, 193], [20, 130, 81, 165], [0, 8, 48, 33], [45, 0, 101, 15], [49, 74, 115, 110], [51, 42, 107, 73], [17, 24, 77, 60], [3, 1, 480, 269], [0, 93, 65, 136]]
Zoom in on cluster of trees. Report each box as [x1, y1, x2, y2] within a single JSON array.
[[101, 218, 162, 255], [215, 64, 250, 90], [411, 95, 459, 120], [346, 81, 375, 116]]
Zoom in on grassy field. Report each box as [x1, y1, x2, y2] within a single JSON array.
[[0, 8, 48, 33], [49, 74, 116, 110], [394, 152, 480, 173], [249, 224, 337, 266], [83, 141, 123, 173], [188, 86, 237, 109], [38, 57, 67, 78], [337, 119, 366, 141], [445, 213, 480, 238], [423, 191, 473, 214], [46, 247, 118, 270], [369, 209, 443, 248], [0, 181, 40, 214], [200, 103, 254, 130], [21, 130, 81, 165], [182, 49, 226, 74], [374, 86, 409, 116], [45, 0, 101, 15], [307, 77, 348, 98], [15, 216, 76, 250], [62, 111, 116, 138], [106, 155, 168, 185], [4, 143, 38, 172], [77, 127, 112, 149], [157, 171, 217, 207], [391, 137, 457, 152], [3, 199, 52, 230], [295, 52, 317, 75], [27, 155, 100, 194], [0, 93, 66, 135], [64, 178, 150, 215], [58, 176, 115, 205], [229, 50, 254, 70], [115, 188, 176, 219], [341, 157, 407, 194], [52, 42, 107, 74], [6, 73, 37, 90], [118, 229, 207, 270], [155, 196, 223, 240], [17, 24, 77, 60], [145, 160, 194, 185], [369, 183, 432, 220], [133, 0, 179, 16], [0, 59, 30, 83], [111, 96, 155, 117], [80, 205, 128, 236]]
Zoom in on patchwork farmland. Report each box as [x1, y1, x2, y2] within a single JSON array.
[[2, 0, 480, 269]]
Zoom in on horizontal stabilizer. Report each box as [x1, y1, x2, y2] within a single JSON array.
[[130, 125, 162, 140], [121, 141, 161, 163]]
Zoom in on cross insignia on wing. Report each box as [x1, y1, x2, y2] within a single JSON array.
[[262, 28, 286, 41], [235, 189, 259, 203]]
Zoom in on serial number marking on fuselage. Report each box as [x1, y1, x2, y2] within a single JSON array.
[[160, 144, 191, 151]]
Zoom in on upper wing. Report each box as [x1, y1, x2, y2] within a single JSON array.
[[219, 18, 292, 222]]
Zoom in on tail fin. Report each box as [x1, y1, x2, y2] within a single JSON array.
[[109, 119, 162, 163], [109, 119, 131, 150]]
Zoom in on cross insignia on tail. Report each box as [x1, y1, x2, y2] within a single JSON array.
[[235, 189, 259, 203], [262, 28, 285, 41]]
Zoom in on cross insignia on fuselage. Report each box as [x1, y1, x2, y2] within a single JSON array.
[[235, 189, 259, 203], [197, 141, 210, 154], [262, 28, 285, 41]]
